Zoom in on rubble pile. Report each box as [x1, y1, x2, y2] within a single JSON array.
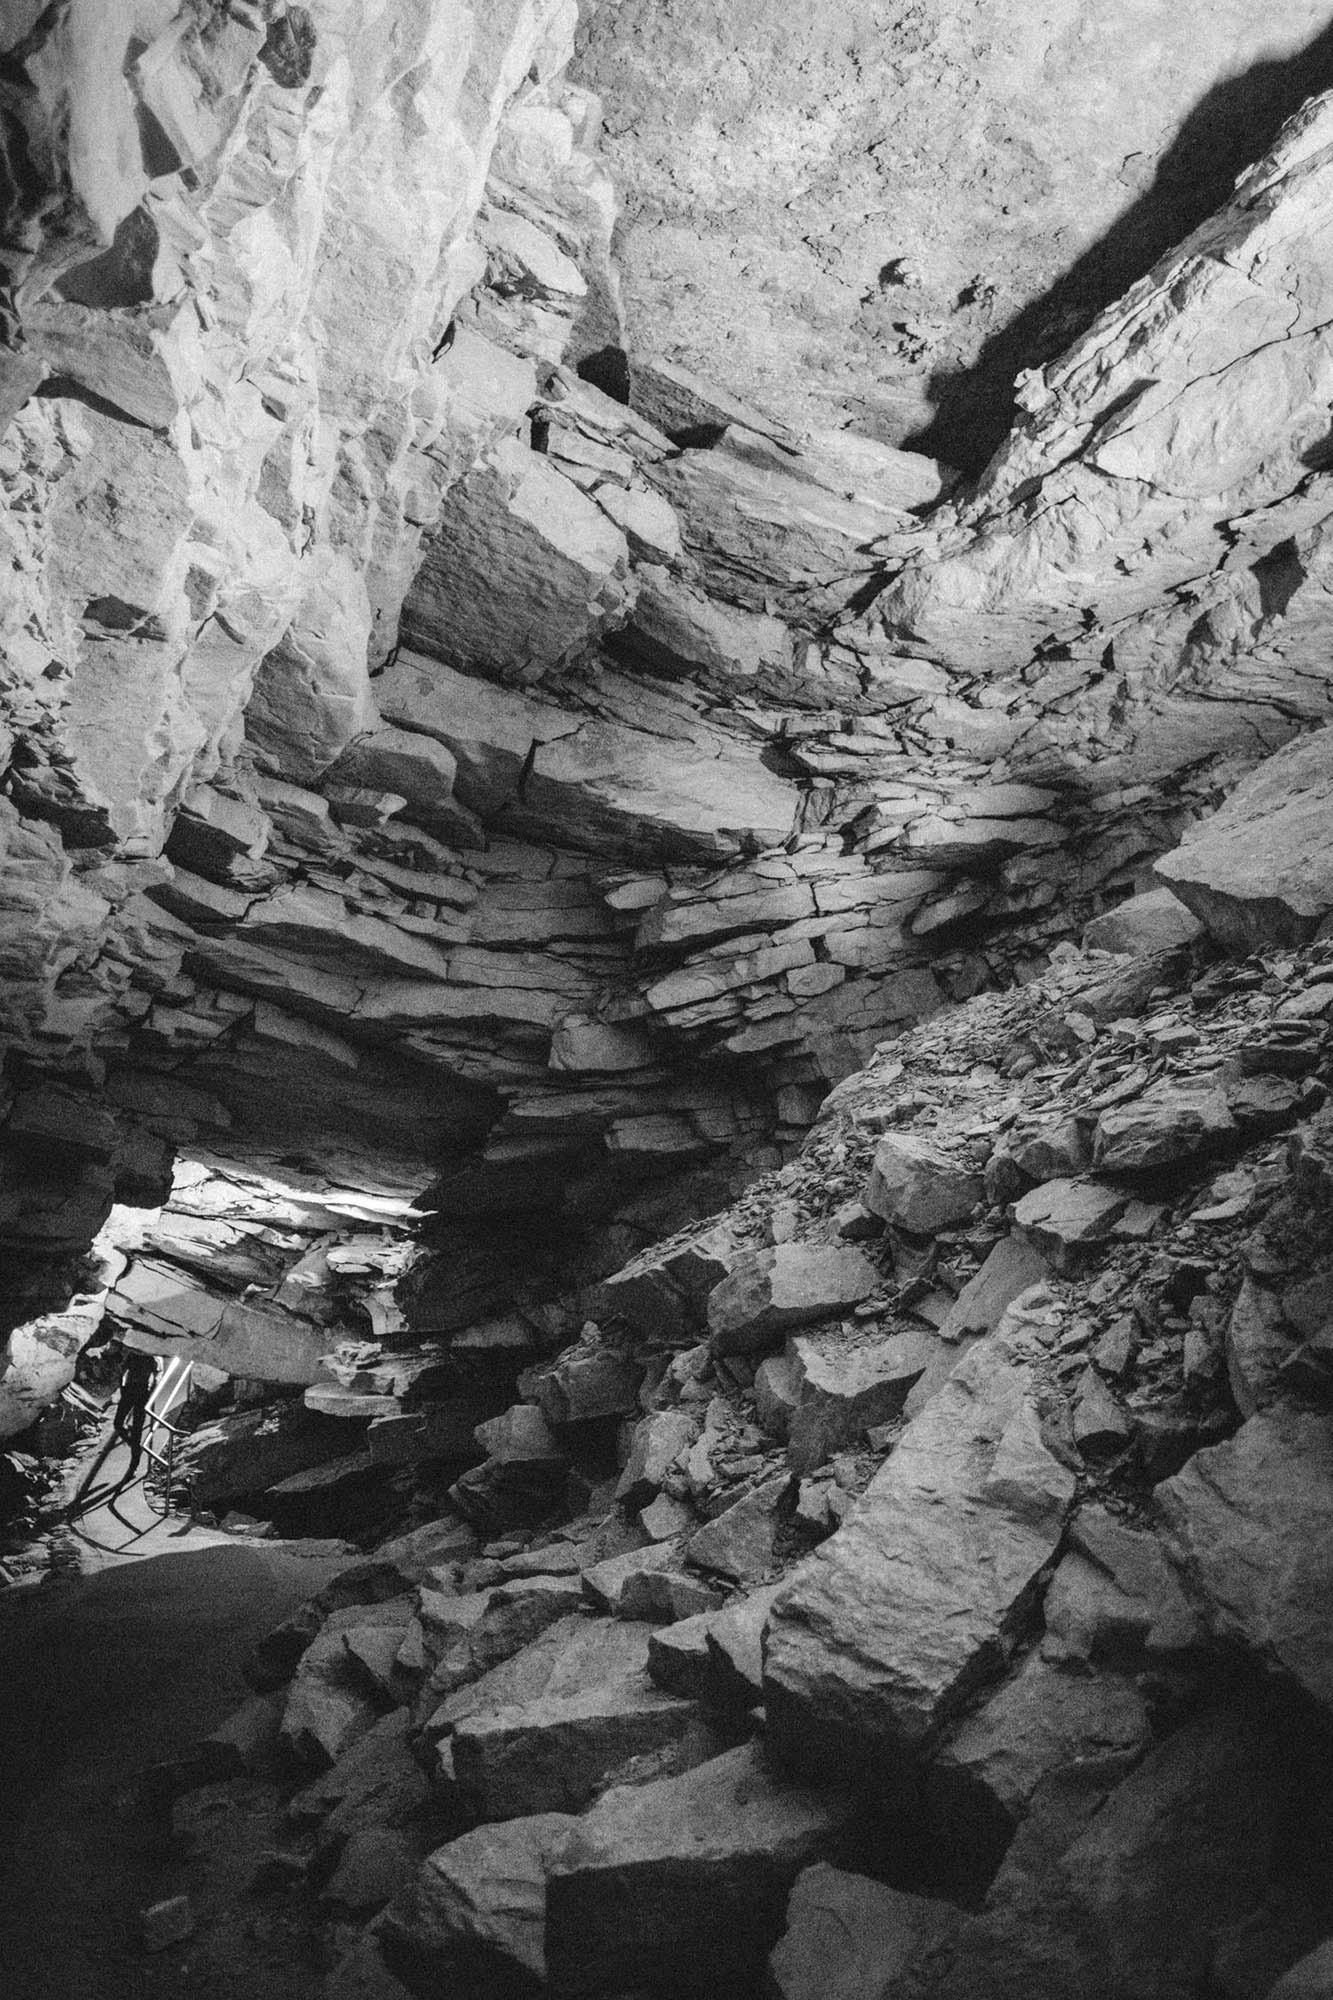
[[5, 10, 1333, 1999], [107, 900, 1333, 1997]]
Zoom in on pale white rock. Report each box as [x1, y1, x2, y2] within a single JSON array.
[[401, 437, 632, 682], [1155, 727, 1333, 948]]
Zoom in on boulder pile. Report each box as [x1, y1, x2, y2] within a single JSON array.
[[126, 911, 1333, 1998]]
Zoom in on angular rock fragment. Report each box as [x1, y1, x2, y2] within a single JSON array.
[[544, 1743, 854, 1995], [1092, 1080, 1235, 1173], [419, 1577, 586, 1704], [754, 1349, 803, 1438], [768, 1863, 962, 2000], [450, 1679, 703, 1820], [785, 1328, 932, 1472], [1156, 1409, 1333, 1714], [1225, 1276, 1296, 1417], [1012, 1180, 1128, 1274], [686, 1474, 791, 1584], [382, 1812, 577, 1998], [706, 1244, 879, 1354], [281, 1606, 409, 1768], [936, 1701, 1320, 2000], [865, 1133, 984, 1234], [1005, 1117, 1091, 1184], [1156, 730, 1333, 949], [926, 1652, 1149, 1880], [1269, 1941, 1333, 2000], [1043, 1505, 1201, 1662], [1083, 888, 1203, 956], [938, 1235, 1052, 1344], [524, 1335, 643, 1426], [1071, 1368, 1132, 1455], [323, 1827, 418, 1913], [764, 1339, 1075, 1787], [614, 1408, 699, 1510], [593, 1224, 737, 1342]]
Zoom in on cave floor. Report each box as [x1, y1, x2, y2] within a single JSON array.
[[0, 1538, 347, 2000]]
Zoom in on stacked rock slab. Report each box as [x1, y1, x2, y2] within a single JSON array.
[[13, 24, 1333, 1425]]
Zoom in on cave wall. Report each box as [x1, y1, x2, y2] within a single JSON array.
[[574, 0, 1333, 466], [3, 1, 1333, 1420]]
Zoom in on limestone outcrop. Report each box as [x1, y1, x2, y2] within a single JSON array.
[[93, 923, 1333, 2000], [7, 12, 1333, 1428], [6, 19, 1333, 2000], [574, 0, 1333, 467]]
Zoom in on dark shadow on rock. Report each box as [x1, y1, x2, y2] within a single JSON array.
[[908, 23, 1333, 476]]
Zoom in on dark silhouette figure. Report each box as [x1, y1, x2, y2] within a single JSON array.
[[112, 1350, 157, 1479]]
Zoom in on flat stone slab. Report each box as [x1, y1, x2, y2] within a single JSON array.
[[1155, 729, 1333, 949], [450, 1679, 702, 1820]]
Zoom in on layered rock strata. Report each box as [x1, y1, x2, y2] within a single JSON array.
[[115, 908, 1333, 1999], [11, 27, 1333, 1402]]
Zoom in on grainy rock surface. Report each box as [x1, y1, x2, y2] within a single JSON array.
[[7, 11, 1333, 2000]]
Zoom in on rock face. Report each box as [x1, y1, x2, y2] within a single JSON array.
[[1156, 729, 1333, 949], [11, 10, 1333, 1445], [573, 0, 1333, 467], [13, 24, 1333, 2000]]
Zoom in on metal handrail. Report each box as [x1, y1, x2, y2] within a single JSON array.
[[139, 1357, 193, 1513]]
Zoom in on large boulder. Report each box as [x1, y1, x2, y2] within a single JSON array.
[[1155, 730, 1333, 949], [450, 1680, 706, 1821], [381, 1813, 577, 1999], [1155, 1409, 1333, 1716], [543, 1743, 855, 1995], [865, 1133, 984, 1234], [706, 1244, 879, 1354], [768, 1864, 962, 2000], [764, 1337, 1075, 1790]]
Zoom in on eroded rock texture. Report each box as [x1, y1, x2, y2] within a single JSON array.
[[7, 9, 1333, 1999], [574, 0, 1333, 465], [1, 4, 1333, 1437]]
